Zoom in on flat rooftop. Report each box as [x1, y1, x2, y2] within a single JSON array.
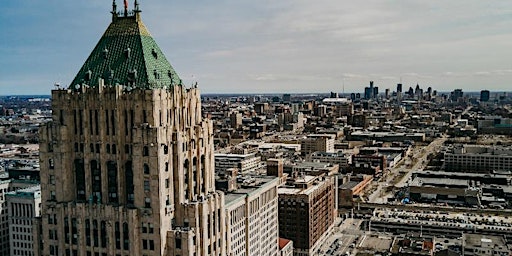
[[224, 176, 278, 206], [410, 177, 469, 188]]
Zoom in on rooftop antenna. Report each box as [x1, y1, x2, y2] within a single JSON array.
[[342, 78, 345, 96]]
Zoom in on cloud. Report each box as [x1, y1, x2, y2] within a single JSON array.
[[2, 1, 512, 94]]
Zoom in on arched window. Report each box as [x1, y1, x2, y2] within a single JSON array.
[[144, 164, 150, 175]]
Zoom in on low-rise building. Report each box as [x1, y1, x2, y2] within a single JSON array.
[[307, 151, 352, 170], [300, 134, 335, 156], [215, 153, 263, 173], [444, 144, 512, 172]]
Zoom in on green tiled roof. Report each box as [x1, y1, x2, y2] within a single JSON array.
[[70, 14, 181, 89]]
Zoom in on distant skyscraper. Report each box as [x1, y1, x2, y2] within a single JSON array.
[[480, 90, 490, 102], [364, 81, 378, 99], [451, 89, 464, 101], [397, 83, 403, 93], [283, 93, 291, 103]]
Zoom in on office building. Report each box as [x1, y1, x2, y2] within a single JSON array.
[[38, 3, 226, 255], [224, 176, 280, 256], [278, 175, 337, 255], [215, 153, 263, 174], [0, 174, 39, 256], [480, 90, 490, 102], [444, 144, 512, 173], [300, 134, 335, 156], [7, 185, 41, 256]]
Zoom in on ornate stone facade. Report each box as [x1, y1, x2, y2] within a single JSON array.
[[38, 3, 225, 256]]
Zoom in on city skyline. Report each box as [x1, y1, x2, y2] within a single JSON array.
[[1, 1, 512, 95]]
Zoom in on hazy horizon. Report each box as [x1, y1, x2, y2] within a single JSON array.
[[1, 1, 512, 95]]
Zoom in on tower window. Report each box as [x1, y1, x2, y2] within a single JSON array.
[[144, 164, 150, 175], [107, 161, 118, 204], [125, 161, 134, 205], [74, 159, 86, 201]]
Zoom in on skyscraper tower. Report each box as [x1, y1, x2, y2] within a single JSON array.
[[38, 2, 225, 256]]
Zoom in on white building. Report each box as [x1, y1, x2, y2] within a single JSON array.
[[7, 185, 41, 256], [300, 134, 335, 156], [215, 153, 263, 174], [0, 174, 39, 256], [307, 151, 352, 169], [225, 176, 280, 256], [445, 144, 512, 172]]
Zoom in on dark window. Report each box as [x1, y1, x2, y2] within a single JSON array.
[[101, 221, 107, 248], [95, 110, 99, 135], [143, 146, 149, 156], [91, 160, 101, 203], [105, 110, 110, 135], [64, 217, 70, 244], [176, 238, 181, 249], [60, 110, 65, 125], [112, 144, 117, 154], [144, 164, 150, 175], [108, 161, 118, 204], [71, 218, 78, 245], [85, 220, 91, 246], [79, 110, 83, 135], [89, 110, 94, 134], [93, 220, 99, 247], [115, 222, 121, 250], [111, 110, 116, 135], [125, 161, 134, 205], [73, 110, 77, 134], [75, 159, 86, 201], [124, 110, 129, 136], [123, 222, 129, 250]]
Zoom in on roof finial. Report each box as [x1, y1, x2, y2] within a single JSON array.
[[135, 0, 140, 11], [111, 0, 118, 21], [124, 0, 128, 16]]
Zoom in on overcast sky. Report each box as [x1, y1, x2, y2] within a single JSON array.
[[1, 1, 512, 95]]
